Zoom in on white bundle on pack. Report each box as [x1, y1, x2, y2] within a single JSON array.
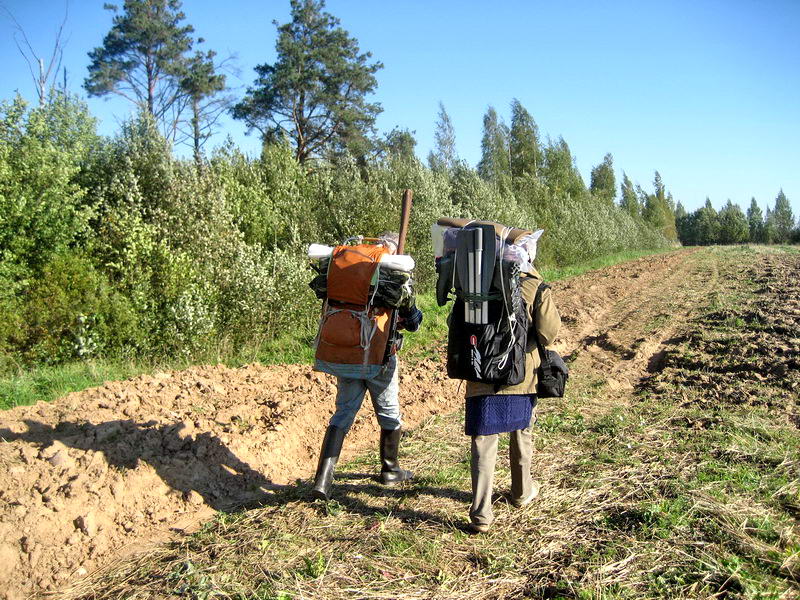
[[307, 243, 415, 272]]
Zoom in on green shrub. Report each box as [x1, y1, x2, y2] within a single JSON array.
[[18, 252, 141, 366]]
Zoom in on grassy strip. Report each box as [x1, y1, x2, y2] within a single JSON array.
[[0, 360, 153, 411], [0, 247, 675, 411]]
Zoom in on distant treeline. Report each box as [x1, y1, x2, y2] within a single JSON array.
[[675, 194, 798, 246]]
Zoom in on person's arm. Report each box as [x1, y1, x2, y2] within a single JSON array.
[[535, 286, 560, 346]]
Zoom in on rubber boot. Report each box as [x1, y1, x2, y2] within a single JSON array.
[[379, 428, 413, 485], [311, 425, 346, 501]]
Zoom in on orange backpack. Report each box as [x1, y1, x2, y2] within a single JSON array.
[[314, 241, 395, 367]]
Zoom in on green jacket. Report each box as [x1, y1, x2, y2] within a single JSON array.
[[466, 268, 561, 398]]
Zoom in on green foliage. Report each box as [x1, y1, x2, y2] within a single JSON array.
[[746, 198, 764, 243], [427, 102, 457, 173], [619, 172, 640, 219], [476, 106, 511, 194], [771, 189, 794, 243], [232, 0, 382, 163], [589, 153, 616, 205], [541, 137, 586, 201], [509, 99, 542, 180], [677, 193, 794, 247], [0, 94, 97, 279], [16, 253, 141, 365], [717, 200, 749, 244], [0, 85, 675, 375]]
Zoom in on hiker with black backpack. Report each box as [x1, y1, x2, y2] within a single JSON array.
[[434, 218, 564, 533], [306, 227, 422, 501]]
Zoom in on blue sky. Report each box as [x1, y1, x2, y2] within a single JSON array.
[[1, 0, 798, 217]]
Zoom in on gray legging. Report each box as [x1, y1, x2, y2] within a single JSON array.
[[470, 412, 536, 526]]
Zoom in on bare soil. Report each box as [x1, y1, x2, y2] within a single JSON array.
[[0, 248, 713, 599]]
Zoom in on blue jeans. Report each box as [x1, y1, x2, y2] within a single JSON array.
[[329, 355, 401, 432]]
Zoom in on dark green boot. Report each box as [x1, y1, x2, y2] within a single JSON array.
[[311, 425, 347, 501], [379, 428, 413, 485]]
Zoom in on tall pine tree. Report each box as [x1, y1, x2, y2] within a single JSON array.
[[718, 200, 749, 244], [84, 0, 195, 138], [232, 0, 382, 163]]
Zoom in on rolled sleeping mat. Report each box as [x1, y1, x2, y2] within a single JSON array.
[[436, 217, 531, 244], [307, 244, 416, 271]]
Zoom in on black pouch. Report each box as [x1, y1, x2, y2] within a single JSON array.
[[536, 348, 568, 398], [533, 283, 569, 398]]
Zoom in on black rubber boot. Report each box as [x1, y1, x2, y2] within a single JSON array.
[[379, 428, 413, 485], [311, 425, 347, 501]]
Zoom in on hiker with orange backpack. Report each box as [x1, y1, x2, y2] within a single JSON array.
[[434, 218, 565, 533], [307, 230, 422, 501]]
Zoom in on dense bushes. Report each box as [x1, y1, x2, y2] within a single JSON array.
[[0, 93, 673, 373]]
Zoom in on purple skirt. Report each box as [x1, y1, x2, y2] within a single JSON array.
[[465, 394, 537, 436]]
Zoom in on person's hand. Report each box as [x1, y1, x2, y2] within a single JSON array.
[[398, 306, 423, 332]]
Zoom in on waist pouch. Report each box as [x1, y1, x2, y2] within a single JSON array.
[[536, 348, 568, 398]]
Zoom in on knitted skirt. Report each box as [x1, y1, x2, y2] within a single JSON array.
[[464, 394, 537, 436]]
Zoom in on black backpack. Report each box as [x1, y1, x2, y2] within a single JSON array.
[[436, 224, 528, 386]]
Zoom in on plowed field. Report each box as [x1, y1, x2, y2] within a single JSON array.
[[4, 247, 795, 599]]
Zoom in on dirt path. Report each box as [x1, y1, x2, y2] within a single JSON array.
[[0, 248, 706, 599]]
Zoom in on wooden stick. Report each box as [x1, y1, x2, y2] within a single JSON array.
[[397, 189, 413, 254]]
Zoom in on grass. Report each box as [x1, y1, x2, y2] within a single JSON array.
[[0, 359, 151, 410], [0, 247, 676, 411]]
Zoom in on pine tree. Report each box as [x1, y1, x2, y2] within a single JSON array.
[[232, 0, 382, 163], [84, 0, 195, 138], [476, 106, 511, 192], [746, 197, 763, 243], [772, 189, 795, 243], [508, 99, 542, 179], [427, 102, 457, 172], [619, 172, 639, 218], [589, 153, 616, 205]]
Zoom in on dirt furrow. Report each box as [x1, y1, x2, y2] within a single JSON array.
[[0, 248, 702, 599]]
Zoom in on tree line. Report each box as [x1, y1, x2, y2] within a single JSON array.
[[0, 0, 784, 373], [675, 192, 797, 246]]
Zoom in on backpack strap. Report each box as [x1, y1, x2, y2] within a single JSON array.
[[532, 281, 552, 373]]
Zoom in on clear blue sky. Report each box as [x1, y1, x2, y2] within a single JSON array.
[[2, 0, 799, 217]]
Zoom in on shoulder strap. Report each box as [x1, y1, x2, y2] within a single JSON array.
[[532, 281, 551, 369]]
